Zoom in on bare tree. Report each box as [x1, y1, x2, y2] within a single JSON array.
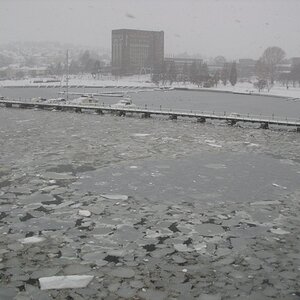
[[254, 79, 268, 92], [259, 46, 285, 84], [229, 62, 237, 86], [255, 59, 271, 91]]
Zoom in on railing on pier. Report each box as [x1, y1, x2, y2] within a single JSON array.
[[0, 99, 299, 130]]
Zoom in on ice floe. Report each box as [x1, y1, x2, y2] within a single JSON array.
[[270, 228, 290, 235], [272, 183, 287, 189], [39, 275, 94, 290], [18, 236, 46, 244], [78, 210, 92, 217], [100, 194, 129, 201]]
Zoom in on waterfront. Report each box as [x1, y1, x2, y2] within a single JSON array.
[[1, 87, 300, 119], [0, 107, 300, 299]]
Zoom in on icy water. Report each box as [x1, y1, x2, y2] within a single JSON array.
[[1, 87, 300, 118], [0, 107, 300, 299]]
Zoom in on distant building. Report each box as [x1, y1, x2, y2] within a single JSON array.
[[206, 57, 224, 74], [164, 57, 203, 75], [0, 65, 48, 80], [237, 58, 257, 79], [111, 29, 164, 76], [207, 64, 223, 74], [291, 57, 300, 66], [276, 63, 292, 74]]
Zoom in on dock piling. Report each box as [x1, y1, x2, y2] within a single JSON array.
[[118, 111, 126, 117], [142, 112, 151, 118], [260, 122, 269, 129], [197, 117, 206, 123], [228, 119, 237, 126]]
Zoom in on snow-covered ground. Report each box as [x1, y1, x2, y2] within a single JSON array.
[[1, 74, 300, 99], [0, 75, 155, 88], [176, 81, 300, 99]]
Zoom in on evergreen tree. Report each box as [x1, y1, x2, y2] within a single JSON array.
[[69, 60, 80, 74], [213, 70, 220, 87], [151, 63, 161, 85], [189, 61, 198, 84], [200, 62, 209, 84], [55, 62, 63, 75], [161, 61, 167, 85], [221, 63, 230, 85], [229, 62, 237, 86], [182, 63, 189, 83], [79, 50, 90, 70], [91, 60, 101, 78], [167, 61, 177, 84]]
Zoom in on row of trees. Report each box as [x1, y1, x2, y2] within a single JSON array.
[[276, 62, 300, 89], [152, 46, 300, 92], [46, 50, 105, 77], [152, 61, 238, 87]]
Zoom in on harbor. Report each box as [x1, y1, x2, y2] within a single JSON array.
[[1, 98, 300, 132], [1, 0, 300, 297]]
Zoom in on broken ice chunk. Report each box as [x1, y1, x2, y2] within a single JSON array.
[[39, 275, 94, 290], [207, 143, 222, 148], [78, 210, 91, 217], [272, 183, 287, 189], [270, 228, 290, 235], [193, 242, 207, 252], [132, 133, 150, 137], [250, 200, 281, 206], [100, 194, 128, 201], [173, 244, 193, 252], [110, 268, 135, 278], [196, 224, 225, 236], [19, 236, 46, 244]]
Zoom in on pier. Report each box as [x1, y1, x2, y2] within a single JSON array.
[[1, 99, 299, 131]]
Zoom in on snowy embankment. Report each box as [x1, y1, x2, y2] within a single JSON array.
[[0, 75, 156, 89], [1, 74, 300, 99], [173, 81, 300, 99]]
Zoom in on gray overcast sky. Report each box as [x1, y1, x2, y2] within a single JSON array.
[[1, 0, 300, 59]]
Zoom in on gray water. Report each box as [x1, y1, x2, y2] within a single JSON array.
[[1, 108, 299, 203], [1, 107, 300, 299]]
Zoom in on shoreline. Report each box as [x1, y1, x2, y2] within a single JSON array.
[[1, 77, 300, 100]]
